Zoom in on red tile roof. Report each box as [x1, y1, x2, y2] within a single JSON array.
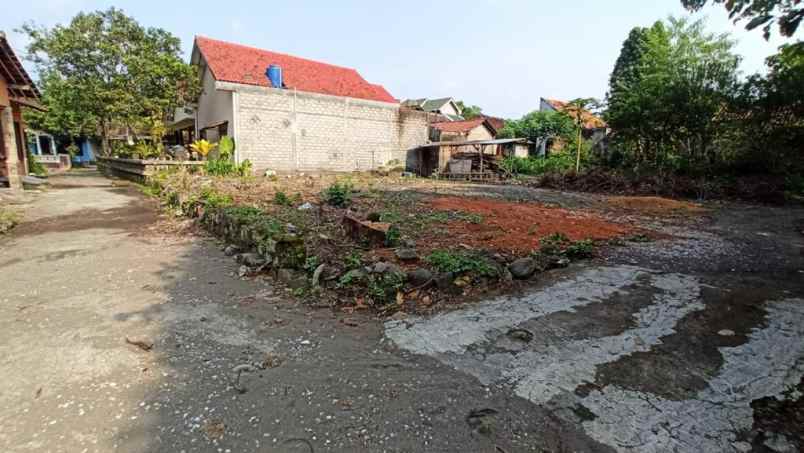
[[431, 117, 489, 133], [481, 115, 505, 133], [544, 99, 607, 129], [195, 36, 397, 103]]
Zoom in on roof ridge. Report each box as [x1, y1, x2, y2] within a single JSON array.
[[195, 35, 362, 75]]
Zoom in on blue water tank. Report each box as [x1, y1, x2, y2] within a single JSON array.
[[266, 65, 283, 89]]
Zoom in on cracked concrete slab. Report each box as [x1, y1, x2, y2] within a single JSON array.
[[386, 266, 804, 453]]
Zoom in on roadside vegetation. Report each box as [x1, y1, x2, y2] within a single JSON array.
[[0, 208, 20, 235], [498, 13, 803, 203], [139, 168, 649, 313]]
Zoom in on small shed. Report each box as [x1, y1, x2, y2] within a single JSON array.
[[413, 138, 533, 178]]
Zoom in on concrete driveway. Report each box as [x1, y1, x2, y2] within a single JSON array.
[[1, 169, 803, 452]]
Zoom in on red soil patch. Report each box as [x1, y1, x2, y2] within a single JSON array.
[[607, 196, 708, 215], [428, 196, 635, 255]]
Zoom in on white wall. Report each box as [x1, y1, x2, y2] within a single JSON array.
[[222, 83, 429, 173], [196, 63, 233, 140]]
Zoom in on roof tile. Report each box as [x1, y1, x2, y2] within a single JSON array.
[[195, 36, 396, 103]]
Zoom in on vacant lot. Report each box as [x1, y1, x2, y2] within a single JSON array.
[[2, 169, 803, 452]]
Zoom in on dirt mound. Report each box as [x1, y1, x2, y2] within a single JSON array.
[[607, 196, 708, 215], [429, 196, 635, 254]]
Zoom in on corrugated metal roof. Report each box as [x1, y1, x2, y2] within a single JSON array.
[[417, 138, 532, 148]]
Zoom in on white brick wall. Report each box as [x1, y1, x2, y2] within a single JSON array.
[[222, 83, 429, 173]]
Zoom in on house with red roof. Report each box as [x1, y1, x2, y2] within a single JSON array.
[[429, 117, 497, 142], [174, 36, 429, 172]]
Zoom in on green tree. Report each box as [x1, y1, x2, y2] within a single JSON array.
[[727, 42, 804, 172], [20, 8, 199, 155], [455, 100, 483, 119], [498, 110, 576, 149], [605, 18, 741, 173], [565, 98, 602, 172], [681, 0, 803, 39]]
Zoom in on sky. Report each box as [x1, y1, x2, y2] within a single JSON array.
[[1, 0, 793, 119]]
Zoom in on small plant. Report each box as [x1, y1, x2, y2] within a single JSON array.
[[303, 256, 320, 275], [190, 139, 217, 159], [0, 208, 20, 234], [338, 268, 365, 287], [135, 142, 160, 160], [539, 232, 570, 255], [426, 250, 497, 277], [367, 272, 405, 305], [385, 225, 401, 247], [237, 159, 252, 177], [218, 136, 235, 160], [200, 187, 233, 208], [26, 149, 47, 176], [322, 180, 353, 207], [345, 250, 363, 270], [274, 191, 293, 207], [66, 143, 80, 159], [565, 239, 595, 259]]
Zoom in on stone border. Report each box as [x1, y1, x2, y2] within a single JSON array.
[[98, 157, 205, 183]]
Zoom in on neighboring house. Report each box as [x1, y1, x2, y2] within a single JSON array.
[[430, 117, 497, 143], [26, 130, 56, 156], [480, 115, 506, 135], [402, 97, 463, 121], [540, 97, 608, 155], [27, 129, 72, 172], [0, 31, 43, 189], [178, 36, 429, 172], [74, 138, 100, 164]]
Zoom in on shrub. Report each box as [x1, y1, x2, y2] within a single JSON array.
[[190, 139, 216, 159], [66, 143, 80, 159], [538, 233, 596, 258], [344, 250, 363, 269], [322, 180, 353, 207], [367, 272, 405, 305], [539, 232, 570, 255], [0, 208, 20, 234], [500, 154, 575, 176], [26, 149, 47, 176], [565, 239, 595, 258], [218, 136, 235, 160], [200, 187, 233, 208], [426, 250, 497, 277], [205, 158, 252, 177]]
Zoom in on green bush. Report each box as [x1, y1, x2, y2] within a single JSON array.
[[538, 233, 596, 258], [565, 239, 595, 258], [218, 136, 235, 160], [205, 156, 252, 177], [200, 187, 233, 208], [426, 250, 497, 277], [538, 232, 570, 255], [0, 208, 20, 234], [322, 180, 353, 207], [500, 154, 575, 176], [367, 272, 405, 305], [26, 149, 47, 176]]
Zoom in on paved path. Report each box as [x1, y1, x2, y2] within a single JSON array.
[[2, 169, 803, 453]]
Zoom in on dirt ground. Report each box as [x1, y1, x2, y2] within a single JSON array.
[[1, 168, 803, 452]]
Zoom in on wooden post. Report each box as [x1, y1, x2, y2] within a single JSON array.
[[479, 144, 484, 176], [1, 106, 21, 190]]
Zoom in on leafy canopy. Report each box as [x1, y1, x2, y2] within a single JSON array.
[[604, 17, 741, 173], [19, 8, 199, 151], [681, 0, 803, 39], [498, 110, 576, 144], [455, 100, 483, 119]]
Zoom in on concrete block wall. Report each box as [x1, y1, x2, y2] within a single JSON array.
[[228, 83, 429, 173]]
